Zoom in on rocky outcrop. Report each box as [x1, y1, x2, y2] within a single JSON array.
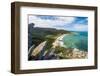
[[61, 48, 87, 59], [72, 48, 87, 59]]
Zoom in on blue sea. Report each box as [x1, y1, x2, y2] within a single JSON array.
[[63, 31, 88, 51]]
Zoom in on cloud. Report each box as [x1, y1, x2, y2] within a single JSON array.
[[68, 24, 88, 31], [28, 15, 88, 31], [36, 15, 58, 20], [29, 15, 75, 28], [73, 17, 88, 25]]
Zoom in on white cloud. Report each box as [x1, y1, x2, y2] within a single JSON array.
[[58, 17, 75, 22], [71, 24, 88, 31], [29, 15, 75, 29], [29, 15, 88, 31]]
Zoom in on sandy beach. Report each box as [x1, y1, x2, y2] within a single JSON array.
[[52, 34, 67, 48]]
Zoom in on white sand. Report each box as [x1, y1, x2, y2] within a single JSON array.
[[52, 34, 67, 48]]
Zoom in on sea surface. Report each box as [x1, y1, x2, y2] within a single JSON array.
[[63, 31, 88, 51]]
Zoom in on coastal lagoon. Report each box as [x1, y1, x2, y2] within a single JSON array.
[[28, 15, 88, 60]]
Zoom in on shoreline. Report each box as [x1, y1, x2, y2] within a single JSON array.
[[52, 34, 67, 48]]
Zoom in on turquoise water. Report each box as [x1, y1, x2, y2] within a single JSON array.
[[63, 32, 88, 51]]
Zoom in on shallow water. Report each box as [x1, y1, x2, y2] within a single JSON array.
[[63, 31, 88, 51]]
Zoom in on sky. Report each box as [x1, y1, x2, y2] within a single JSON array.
[[28, 15, 88, 31]]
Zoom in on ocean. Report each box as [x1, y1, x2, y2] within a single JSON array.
[[63, 31, 88, 51]]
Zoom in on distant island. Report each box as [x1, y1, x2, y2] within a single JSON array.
[[28, 23, 87, 60]]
